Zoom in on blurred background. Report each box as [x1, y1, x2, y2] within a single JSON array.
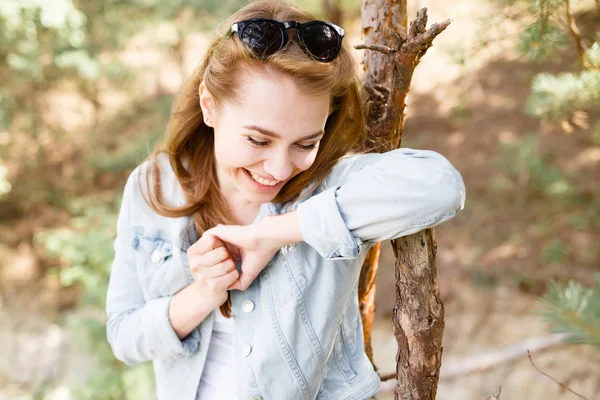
[[0, 0, 598, 399]]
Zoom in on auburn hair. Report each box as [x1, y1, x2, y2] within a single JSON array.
[[141, 0, 366, 316]]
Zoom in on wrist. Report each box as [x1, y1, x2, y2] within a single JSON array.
[[174, 283, 215, 318], [257, 211, 303, 250], [169, 284, 214, 339]]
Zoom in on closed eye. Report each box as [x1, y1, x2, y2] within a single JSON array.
[[296, 143, 318, 151], [247, 136, 318, 151], [247, 137, 270, 147]]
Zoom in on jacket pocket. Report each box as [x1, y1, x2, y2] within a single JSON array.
[[271, 244, 308, 308], [131, 226, 174, 299], [333, 323, 358, 383]]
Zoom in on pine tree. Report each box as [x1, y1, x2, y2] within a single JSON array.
[[539, 278, 600, 347], [518, 0, 600, 127], [511, 0, 600, 349]]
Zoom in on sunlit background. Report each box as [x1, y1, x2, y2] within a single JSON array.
[[0, 0, 599, 399]]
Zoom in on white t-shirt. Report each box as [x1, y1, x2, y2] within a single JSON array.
[[196, 310, 237, 400]]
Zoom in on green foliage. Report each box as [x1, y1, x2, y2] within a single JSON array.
[[539, 278, 600, 347], [517, 0, 568, 62], [35, 197, 155, 398], [0, 0, 248, 193], [526, 69, 600, 121], [0, 0, 86, 128], [586, 42, 600, 69], [518, 20, 568, 61], [38, 200, 117, 305], [496, 134, 575, 198], [87, 95, 174, 173], [539, 238, 570, 264], [510, 0, 600, 126]]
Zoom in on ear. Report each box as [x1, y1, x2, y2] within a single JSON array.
[[199, 81, 217, 127]]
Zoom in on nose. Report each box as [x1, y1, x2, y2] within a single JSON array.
[[263, 149, 294, 182]]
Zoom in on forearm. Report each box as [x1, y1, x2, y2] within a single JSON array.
[[169, 282, 214, 339], [257, 210, 303, 249], [295, 149, 465, 259]]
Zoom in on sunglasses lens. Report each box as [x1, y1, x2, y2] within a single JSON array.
[[240, 20, 284, 58], [301, 23, 339, 61]]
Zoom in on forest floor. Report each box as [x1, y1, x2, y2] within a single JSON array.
[[1, 0, 599, 399]]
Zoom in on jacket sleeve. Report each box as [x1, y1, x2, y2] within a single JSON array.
[[105, 169, 200, 365], [296, 148, 466, 260]]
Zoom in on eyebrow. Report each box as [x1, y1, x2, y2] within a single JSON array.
[[243, 125, 324, 141]]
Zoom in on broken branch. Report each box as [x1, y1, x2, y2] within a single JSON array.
[[527, 349, 589, 400], [354, 43, 396, 54]]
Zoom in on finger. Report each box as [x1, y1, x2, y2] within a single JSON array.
[[188, 247, 230, 273], [207, 224, 239, 245], [239, 273, 255, 291], [213, 268, 239, 289], [228, 279, 243, 291], [229, 271, 258, 291], [206, 227, 243, 260], [204, 258, 236, 278], [189, 232, 225, 255]]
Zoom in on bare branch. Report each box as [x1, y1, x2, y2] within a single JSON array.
[[409, 7, 428, 38], [565, 0, 589, 69], [417, 19, 452, 46], [401, 9, 452, 63], [379, 372, 395, 381], [527, 349, 589, 400], [354, 43, 396, 54], [442, 333, 569, 379], [378, 333, 572, 395]]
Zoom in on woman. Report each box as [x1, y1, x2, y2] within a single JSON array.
[[105, 0, 466, 399]]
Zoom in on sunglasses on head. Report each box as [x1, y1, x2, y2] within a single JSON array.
[[230, 18, 345, 63]]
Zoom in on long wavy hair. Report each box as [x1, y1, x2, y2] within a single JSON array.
[[142, 0, 366, 316]]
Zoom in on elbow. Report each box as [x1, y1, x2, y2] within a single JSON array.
[[433, 167, 466, 218], [106, 315, 141, 366]]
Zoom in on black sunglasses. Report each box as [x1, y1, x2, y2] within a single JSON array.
[[230, 18, 345, 63]]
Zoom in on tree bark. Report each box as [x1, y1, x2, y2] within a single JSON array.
[[356, 2, 452, 398], [392, 230, 444, 399]]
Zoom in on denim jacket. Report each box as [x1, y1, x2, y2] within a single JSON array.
[[106, 148, 466, 400]]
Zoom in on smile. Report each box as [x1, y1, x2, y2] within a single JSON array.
[[245, 169, 281, 187]]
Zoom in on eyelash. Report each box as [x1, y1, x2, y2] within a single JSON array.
[[246, 137, 317, 151]]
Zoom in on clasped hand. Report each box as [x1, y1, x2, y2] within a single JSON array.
[[187, 224, 281, 295]]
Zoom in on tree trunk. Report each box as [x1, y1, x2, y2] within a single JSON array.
[[356, 1, 452, 398]]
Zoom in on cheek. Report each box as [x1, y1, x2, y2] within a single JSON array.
[[213, 131, 259, 167], [215, 143, 263, 169], [294, 150, 319, 172]]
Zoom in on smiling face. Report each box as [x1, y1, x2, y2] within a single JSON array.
[[200, 66, 330, 209]]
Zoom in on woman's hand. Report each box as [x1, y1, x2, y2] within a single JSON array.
[[186, 232, 239, 310], [206, 212, 304, 291], [205, 224, 278, 291]]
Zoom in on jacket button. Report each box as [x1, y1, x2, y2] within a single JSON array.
[[242, 344, 252, 357], [242, 300, 255, 313], [249, 396, 262, 400], [151, 250, 162, 263]]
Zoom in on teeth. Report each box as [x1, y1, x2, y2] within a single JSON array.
[[250, 171, 279, 186]]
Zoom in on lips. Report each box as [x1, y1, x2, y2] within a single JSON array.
[[245, 169, 280, 187]]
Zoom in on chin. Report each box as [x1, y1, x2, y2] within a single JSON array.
[[241, 188, 278, 204]]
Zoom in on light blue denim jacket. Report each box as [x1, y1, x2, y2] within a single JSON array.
[[106, 148, 466, 400]]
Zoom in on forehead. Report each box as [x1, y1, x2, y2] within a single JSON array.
[[222, 67, 330, 137]]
